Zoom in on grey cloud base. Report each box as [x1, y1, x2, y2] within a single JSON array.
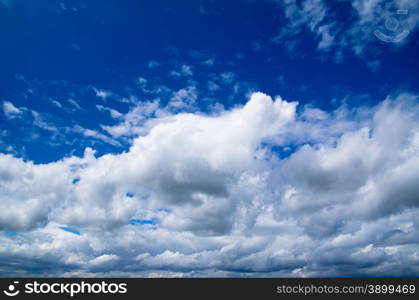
[[1, 92, 419, 277]]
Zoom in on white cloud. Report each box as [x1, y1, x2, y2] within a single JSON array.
[[207, 81, 221, 92], [202, 57, 215, 66], [170, 64, 194, 78], [169, 86, 198, 109], [316, 24, 335, 49], [275, 0, 419, 59], [1, 92, 296, 233], [275, 0, 334, 51], [93, 88, 112, 101], [1, 92, 419, 277], [101, 100, 161, 138], [301, 106, 329, 120], [96, 104, 123, 119], [89, 254, 120, 269], [220, 72, 236, 85], [346, 0, 419, 54], [31, 111, 58, 132], [68, 99, 82, 110], [50, 99, 63, 108], [73, 125, 121, 146], [2, 101, 23, 119]]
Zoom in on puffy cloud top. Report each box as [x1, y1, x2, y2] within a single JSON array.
[[1, 92, 419, 277]]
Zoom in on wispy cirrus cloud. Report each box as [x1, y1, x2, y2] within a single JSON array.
[[274, 0, 419, 60]]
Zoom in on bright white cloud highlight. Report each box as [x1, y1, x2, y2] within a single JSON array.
[[1, 92, 419, 277], [2, 101, 23, 119]]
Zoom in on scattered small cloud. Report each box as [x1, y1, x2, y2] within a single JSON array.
[[31, 111, 59, 132], [169, 86, 198, 109], [207, 81, 221, 92], [73, 125, 121, 146], [220, 72, 236, 85], [170, 64, 194, 78], [96, 104, 123, 119], [68, 99, 82, 111], [2, 101, 23, 119], [93, 88, 112, 101], [50, 99, 63, 108], [202, 57, 215, 66], [148, 60, 161, 68]]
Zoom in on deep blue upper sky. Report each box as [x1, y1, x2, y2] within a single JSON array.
[[0, 0, 418, 163]]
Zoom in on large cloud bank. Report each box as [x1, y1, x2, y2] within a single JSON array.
[[1, 92, 419, 277]]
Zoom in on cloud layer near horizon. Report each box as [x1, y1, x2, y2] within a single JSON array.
[[1, 92, 419, 277]]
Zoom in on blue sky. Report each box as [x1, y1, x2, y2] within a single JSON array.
[[0, 0, 419, 277], [1, 0, 418, 163]]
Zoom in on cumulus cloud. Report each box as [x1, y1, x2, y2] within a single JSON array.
[[1, 92, 419, 277]]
